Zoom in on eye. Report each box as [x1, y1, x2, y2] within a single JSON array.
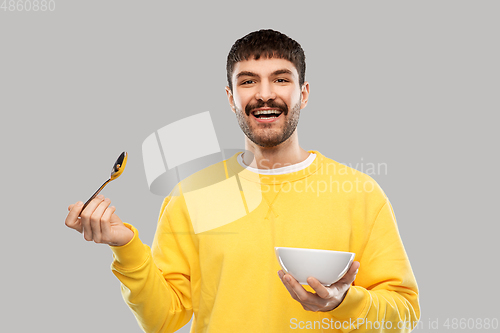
[[240, 80, 254, 85], [276, 78, 289, 83]]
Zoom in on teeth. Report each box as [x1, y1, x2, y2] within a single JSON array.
[[253, 109, 282, 116]]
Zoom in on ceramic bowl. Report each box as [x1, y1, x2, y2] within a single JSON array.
[[275, 247, 355, 286]]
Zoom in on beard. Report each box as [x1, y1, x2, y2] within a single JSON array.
[[234, 99, 301, 148]]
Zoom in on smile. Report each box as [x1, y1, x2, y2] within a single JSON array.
[[251, 108, 284, 122], [251, 110, 283, 123]]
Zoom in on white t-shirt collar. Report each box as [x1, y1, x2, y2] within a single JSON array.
[[237, 152, 317, 175]]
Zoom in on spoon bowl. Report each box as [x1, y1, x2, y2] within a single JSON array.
[[80, 152, 128, 214], [110, 151, 127, 180]]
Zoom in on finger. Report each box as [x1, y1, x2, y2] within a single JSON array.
[[279, 273, 301, 302], [338, 261, 360, 285], [80, 194, 105, 241], [100, 205, 116, 244], [306, 277, 332, 299], [90, 198, 111, 243], [351, 261, 360, 273], [283, 274, 314, 303], [65, 201, 84, 233]]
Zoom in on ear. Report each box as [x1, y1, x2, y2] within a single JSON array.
[[300, 81, 310, 109], [225, 86, 236, 114]]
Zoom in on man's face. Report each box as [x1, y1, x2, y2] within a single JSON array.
[[226, 57, 309, 148]]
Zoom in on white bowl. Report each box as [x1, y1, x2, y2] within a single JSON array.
[[275, 247, 355, 286]]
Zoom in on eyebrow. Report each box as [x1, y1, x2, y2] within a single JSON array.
[[235, 69, 294, 80]]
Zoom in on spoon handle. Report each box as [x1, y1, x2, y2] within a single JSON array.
[[80, 178, 112, 214]]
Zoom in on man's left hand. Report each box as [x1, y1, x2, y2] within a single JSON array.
[[278, 261, 360, 312]]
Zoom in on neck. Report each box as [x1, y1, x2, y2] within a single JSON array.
[[242, 131, 310, 169]]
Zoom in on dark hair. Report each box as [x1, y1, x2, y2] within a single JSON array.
[[226, 29, 306, 92]]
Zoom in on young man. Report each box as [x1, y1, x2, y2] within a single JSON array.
[[66, 30, 420, 332]]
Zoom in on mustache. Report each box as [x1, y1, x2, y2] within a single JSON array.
[[245, 100, 288, 116]]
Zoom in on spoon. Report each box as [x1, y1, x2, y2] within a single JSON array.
[[80, 151, 128, 214]]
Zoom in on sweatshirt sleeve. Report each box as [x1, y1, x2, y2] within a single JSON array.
[[326, 198, 421, 332], [109, 195, 193, 333]]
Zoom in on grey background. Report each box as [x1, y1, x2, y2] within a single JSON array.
[[1, 1, 498, 332]]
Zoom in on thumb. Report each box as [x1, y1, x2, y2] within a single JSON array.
[[341, 261, 360, 285]]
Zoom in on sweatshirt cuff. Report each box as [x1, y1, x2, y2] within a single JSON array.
[[109, 223, 150, 269], [328, 286, 369, 320]]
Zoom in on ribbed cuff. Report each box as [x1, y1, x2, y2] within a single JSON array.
[[328, 286, 369, 320], [109, 223, 150, 270]]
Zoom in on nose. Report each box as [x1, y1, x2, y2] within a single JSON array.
[[255, 81, 276, 102]]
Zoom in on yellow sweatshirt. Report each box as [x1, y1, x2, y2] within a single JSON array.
[[110, 151, 420, 332]]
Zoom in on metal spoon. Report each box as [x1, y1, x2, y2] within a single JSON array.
[[80, 151, 128, 214]]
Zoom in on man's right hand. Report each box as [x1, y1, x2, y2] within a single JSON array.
[[65, 194, 134, 247]]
